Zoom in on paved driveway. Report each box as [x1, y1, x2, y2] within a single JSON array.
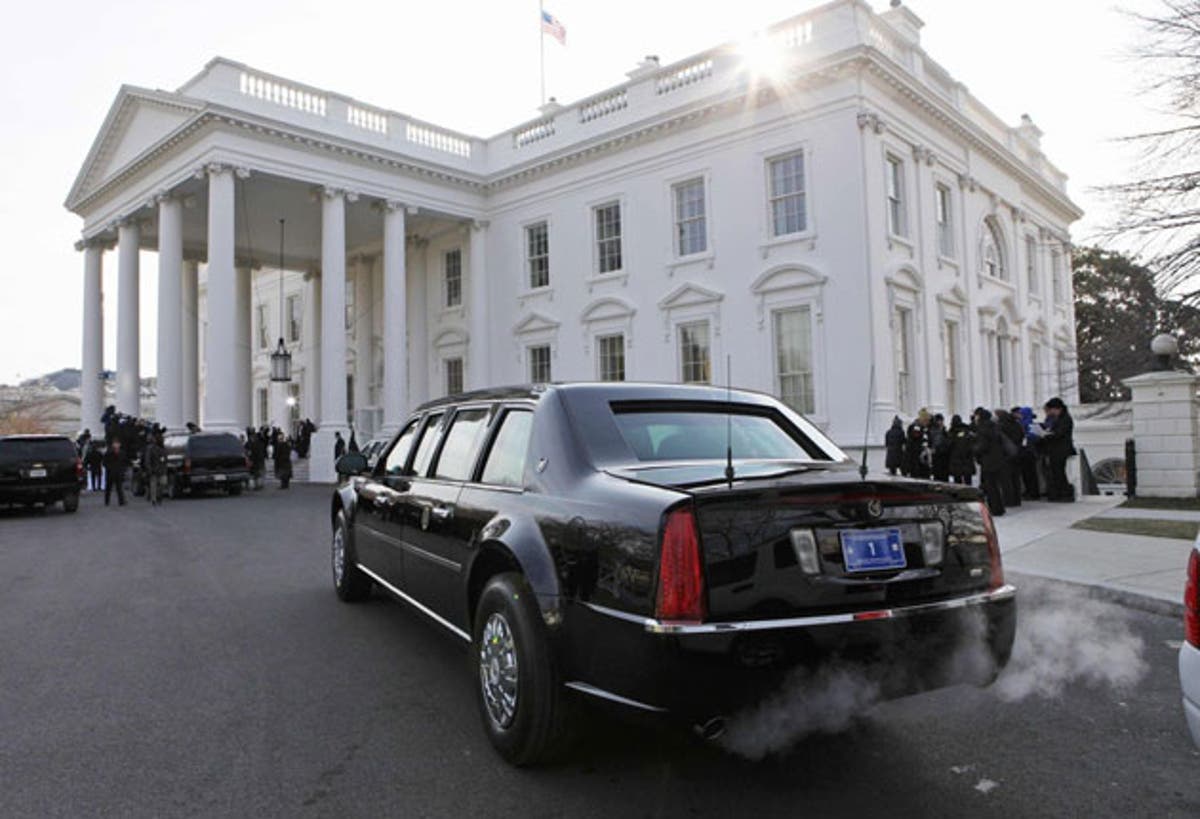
[[1, 488, 1196, 817]]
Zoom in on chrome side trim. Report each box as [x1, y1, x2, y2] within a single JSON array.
[[356, 563, 471, 642], [370, 529, 462, 573], [563, 681, 668, 713], [582, 584, 1017, 635]]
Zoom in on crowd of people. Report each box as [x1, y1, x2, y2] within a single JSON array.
[[72, 407, 327, 507], [884, 397, 1076, 517]]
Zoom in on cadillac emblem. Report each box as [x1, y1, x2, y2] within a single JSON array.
[[865, 498, 884, 519]]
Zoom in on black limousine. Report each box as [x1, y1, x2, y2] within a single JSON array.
[[330, 383, 1016, 764]]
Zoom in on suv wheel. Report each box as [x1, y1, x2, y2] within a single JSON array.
[[473, 572, 574, 766], [332, 511, 372, 602], [62, 492, 79, 513]]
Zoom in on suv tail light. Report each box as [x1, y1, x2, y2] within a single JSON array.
[[183, 457, 191, 474], [656, 506, 707, 624], [980, 502, 1005, 590], [74, 458, 83, 479], [1186, 549, 1199, 648]]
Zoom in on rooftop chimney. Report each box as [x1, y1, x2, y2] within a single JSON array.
[[1017, 113, 1043, 149], [880, 1, 924, 46], [627, 55, 661, 80]]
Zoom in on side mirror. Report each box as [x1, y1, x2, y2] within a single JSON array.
[[335, 452, 369, 477]]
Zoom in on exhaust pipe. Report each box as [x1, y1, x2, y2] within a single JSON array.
[[694, 716, 727, 742]]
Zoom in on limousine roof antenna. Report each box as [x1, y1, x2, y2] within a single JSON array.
[[725, 354, 735, 489], [859, 362, 875, 481]]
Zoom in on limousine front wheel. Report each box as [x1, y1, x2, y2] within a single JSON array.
[[332, 511, 372, 602], [474, 573, 572, 765]]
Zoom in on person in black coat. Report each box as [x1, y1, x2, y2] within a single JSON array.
[[947, 415, 975, 485], [884, 416, 905, 476], [102, 439, 128, 507], [1041, 397, 1076, 502], [274, 436, 293, 490], [929, 413, 951, 483], [996, 409, 1024, 509], [972, 407, 1006, 516], [334, 431, 346, 460], [903, 410, 932, 479]]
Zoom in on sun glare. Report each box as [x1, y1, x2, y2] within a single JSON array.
[[737, 33, 789, 83]]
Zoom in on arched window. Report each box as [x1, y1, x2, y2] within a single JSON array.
[[981, 219, 1007, 281]]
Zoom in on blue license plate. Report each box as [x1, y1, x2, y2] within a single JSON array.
[[840, 528, 906, 573]]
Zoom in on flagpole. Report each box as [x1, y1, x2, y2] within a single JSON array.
[[539, 0, 546, 106]]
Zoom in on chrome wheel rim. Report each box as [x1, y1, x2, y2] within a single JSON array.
[[479, 612, 519, 729], [332, 526, 345, 586]]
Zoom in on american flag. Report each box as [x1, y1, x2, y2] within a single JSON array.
[[541, 9, 566, 45]]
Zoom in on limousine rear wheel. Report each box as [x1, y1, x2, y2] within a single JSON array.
[[332, 511, 372, 602], [474, 572, 572, 766]]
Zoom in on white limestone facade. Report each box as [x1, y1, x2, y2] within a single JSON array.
[[65, 0, 1082, 481]]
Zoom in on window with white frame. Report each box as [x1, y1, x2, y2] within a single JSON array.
[[886, 155, 907, 237], [594, 203, 622, 274], [894, 306, 914, 414], [286, 294, 301, 343], [445, 356, 464, 396], [257, 388, 268, 426], [287, 383, 300, 426], [996, 319, 1011, 407], [1056, 349, 1071, 396], [935, 183, 954, 257], [597, 334, 625, 381], [256, 304, 269, 349], [678, 321, 711, 384], [1025, 235, 1039, 295], [944, 320, 959, 415], [1030, 340, 1044, 401], [673, 178, 707, 256], [445, 249, 462, 307], [768, 151, 807, 237], [773, 307, 814, 414], [526, 221, 550, 289], [982, 219, 1007, 281], [346, 374, 355, 419], [1051, 248, 1064, 304], [528, 344, 552, 383], [345, 280, 355, 330]]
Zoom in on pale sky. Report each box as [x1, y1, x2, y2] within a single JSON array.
[[0, 0, 1167, 386]]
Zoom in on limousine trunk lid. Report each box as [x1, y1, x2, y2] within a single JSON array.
[[609, 463, 998, 622]]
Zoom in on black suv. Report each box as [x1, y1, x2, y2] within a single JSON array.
[[164, 432, 250, 497], [0, 435, 82, 512]]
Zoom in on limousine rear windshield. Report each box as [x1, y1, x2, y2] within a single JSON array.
[[0, 438, 76, 464], [610, 402, 832, 462], [186, 435, 244, 457]]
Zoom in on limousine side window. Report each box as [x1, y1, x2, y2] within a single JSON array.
[[382, 419, 419, 476], [433, 407, 491, 481], [409, 413, 445, 477], [480, 409, 534, 487]]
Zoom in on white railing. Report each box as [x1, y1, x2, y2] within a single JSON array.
[[347, 104, 388, 135], [239, 71, 327, 116], [514, 118, 556, 148], [866, 21, 912, 71], [655, 58, 714, 95], [579, 89, 628, 123], [772, 19, 814, 49], [406, 122, 472, 157]]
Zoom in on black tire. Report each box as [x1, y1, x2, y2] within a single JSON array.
[[473, 572, 574, 766], [61, 492, 79, 513], [332, 511, 372, 602]]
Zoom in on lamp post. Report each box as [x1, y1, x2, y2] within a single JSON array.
[[1151, 333, 1179, 371], [270, 218, 292, 383]]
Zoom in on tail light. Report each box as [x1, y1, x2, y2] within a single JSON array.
[[183, 457, 191, 474], [979, 502, 1005, 590], [74, 458, 83, 479], [656, 505, 707, 624], [1185, 549, 1199, 648], [245, 456, 252, 470]]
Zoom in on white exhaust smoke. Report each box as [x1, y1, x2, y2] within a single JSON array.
[[719, 581, 1148, 759]]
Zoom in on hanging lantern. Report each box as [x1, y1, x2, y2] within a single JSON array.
[[270, 337, 292, 382], [269, 217, 292, 382]]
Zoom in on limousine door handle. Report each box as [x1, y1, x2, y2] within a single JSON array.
[[429, 504, 453, 522]]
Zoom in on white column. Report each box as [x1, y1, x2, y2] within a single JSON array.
[[352, 254, 374, 435], [80, 240, 105, 432], [116, 220, 141, 415], [381, 202, 408, 433], [409, 239, 430, 407], [181, 259, 199, 425], [203, 165, 239, 432], [155, 194, 184, 430], [467, 220, 489, 389], [311, 187, 353, 481], [235, 263, 253, 430], [303, 271, 321, 422]]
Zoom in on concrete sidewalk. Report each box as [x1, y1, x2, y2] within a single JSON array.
[[993, 496, 1192, 615]]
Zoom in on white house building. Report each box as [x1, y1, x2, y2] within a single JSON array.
[[65, 0, 1082, 481]]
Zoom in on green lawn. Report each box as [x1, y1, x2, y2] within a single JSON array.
[[1120, 496, 1200, 511], [1072, 517, 1199, 540]]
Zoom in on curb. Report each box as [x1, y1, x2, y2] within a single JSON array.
[[1007, 570, 1185, 618]]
